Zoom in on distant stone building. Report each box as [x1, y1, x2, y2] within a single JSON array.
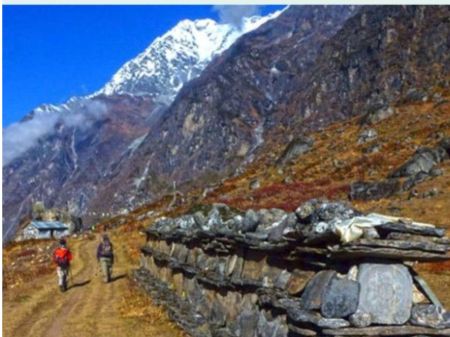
[[20, 221, 70, 240]]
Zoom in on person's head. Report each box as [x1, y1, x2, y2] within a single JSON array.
[[102, 233, 109, 242], [59, 238, 67, 247]]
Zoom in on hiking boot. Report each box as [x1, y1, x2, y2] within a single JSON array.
[[59, 284, 66, 292]]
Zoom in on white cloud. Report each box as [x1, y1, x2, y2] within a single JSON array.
[[3, 99, 108, 166], [213, 5, 261, 28]]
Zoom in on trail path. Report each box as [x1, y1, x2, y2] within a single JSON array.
[[3, 236, 182, 337]]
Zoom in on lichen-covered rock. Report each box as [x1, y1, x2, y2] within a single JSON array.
[[357, 263, 413, 325]]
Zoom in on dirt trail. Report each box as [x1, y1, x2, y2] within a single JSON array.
[[3, 235, 183, 337]]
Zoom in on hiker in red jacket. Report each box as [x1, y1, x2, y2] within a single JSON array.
[[52, 238, 73, 292]]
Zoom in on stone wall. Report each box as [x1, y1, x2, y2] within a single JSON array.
[[135, 201, 450, 337]]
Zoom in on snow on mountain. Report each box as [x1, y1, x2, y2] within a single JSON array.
[[96, 11, 282, 102], [4, 10, 282, 167]]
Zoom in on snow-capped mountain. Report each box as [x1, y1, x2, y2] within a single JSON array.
[[97, 12, 281, 102], [3, 9, 282, 241]]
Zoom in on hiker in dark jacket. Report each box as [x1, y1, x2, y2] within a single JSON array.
[[53, 238, 73, 292], [97, 234, 114, 283]]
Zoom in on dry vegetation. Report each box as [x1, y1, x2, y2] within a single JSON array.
[[3, 92, 450, 335]]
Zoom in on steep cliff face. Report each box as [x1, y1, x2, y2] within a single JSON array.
[[101, 5, 450, 213], [282, 5, 450, 130]]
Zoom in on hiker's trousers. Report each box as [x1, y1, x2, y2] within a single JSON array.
[[99, 257, 113, 282], [57, 266, 69, 286]]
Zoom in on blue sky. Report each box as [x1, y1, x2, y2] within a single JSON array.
[[3, 5, 284, 127]]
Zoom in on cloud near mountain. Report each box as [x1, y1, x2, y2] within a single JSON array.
[[213, 5, 262, 28], [3, 99, 107, 166]]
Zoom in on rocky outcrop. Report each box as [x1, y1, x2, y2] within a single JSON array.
[[135, 200, 450, 337], [276, 136, 314, 166], [350, 139, 450, 201], [391, 147, 448, 179]]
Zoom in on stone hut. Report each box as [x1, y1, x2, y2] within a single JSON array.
[[20, 221, 70, 240]]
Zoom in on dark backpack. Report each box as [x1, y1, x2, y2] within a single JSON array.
[[101, 241, 113, 257]]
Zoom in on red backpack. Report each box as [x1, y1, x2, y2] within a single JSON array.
[[53, 247, 71, 268]]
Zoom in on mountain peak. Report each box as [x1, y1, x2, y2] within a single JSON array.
[[96, 11, 282, 101]]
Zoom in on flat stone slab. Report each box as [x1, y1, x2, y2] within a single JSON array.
[[357, 263, 412, 325], [321, 276, 359, 318]]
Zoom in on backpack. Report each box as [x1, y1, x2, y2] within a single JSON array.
[[101, 241, 113, 257], [54, 247, 70, 268]]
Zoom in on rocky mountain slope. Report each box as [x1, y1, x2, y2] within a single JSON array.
[[93, 5, 449, 215], [4, 6, 449, 241], [2, 12, 278, 241]]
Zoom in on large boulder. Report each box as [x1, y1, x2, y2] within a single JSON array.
[[357, 263, 413, 325]]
